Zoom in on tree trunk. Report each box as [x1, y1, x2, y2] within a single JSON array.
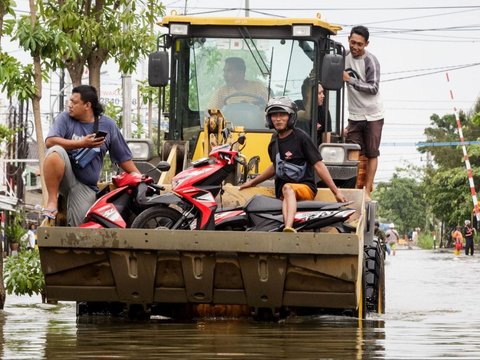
[[87, 48, 107, 94], [66, 57, 86, 88], [28, 0, 47, 207], [0, 247, 4, 309]]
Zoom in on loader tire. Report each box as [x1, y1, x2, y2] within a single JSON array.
[[364, 237, 385, 314], [131, 206, 182, 229]]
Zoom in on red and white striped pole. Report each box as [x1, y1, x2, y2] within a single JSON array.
[[446, 72, 480, 221]]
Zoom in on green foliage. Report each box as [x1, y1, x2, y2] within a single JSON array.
[[104, 102, 123, 129], [38, 0, 165, 77], [425, 166, 480, 226], [137, 79, 159, 106], [413, 100, 480, 234], [374, 170, 428, 236], [0, 52, 35, 99], [0, 0, 16, 29], [417, 233, 434, 250], [13, 15, 79, 69], [4, 213, 26, 245], [421, 111, 480, 169], [3, 250, 45, 297], [0, 123, 17, 156]]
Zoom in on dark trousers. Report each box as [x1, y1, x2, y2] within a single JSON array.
[[465, 238, 474, 255]]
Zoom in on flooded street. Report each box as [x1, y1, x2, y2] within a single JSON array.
[[2, 249, 480, 359]]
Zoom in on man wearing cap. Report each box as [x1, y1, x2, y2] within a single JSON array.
[[240, 96, 346, 233], [463, 220, 475, 256], [385, 223, 399, 256]]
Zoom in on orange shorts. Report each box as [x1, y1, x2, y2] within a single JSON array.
[[284, 183, 315, 201]]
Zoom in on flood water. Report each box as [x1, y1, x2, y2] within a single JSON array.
[[1, 249, 480, 359]]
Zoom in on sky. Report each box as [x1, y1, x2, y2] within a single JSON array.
[[5, 0, 480, 183]]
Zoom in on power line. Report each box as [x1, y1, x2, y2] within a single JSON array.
[[382, 62, 480, 82], [358, 8, 480, 26], [169, 6, 480, 11]]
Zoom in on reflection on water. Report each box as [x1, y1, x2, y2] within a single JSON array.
[[2, 250, 480, 359]]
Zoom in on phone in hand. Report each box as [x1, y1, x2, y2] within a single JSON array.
[[94, 130, 107, 139]]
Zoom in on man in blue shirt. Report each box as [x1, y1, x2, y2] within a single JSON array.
[[43, 85, 140, 226]]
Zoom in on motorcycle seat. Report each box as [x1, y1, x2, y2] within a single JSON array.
[[244, 195, 351, 213]]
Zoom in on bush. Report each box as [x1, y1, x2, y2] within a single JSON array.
[[3, 249, 46, 300], [417, 233, 434, 249]]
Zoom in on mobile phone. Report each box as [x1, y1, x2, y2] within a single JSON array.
[[94, 130, 107, 139]]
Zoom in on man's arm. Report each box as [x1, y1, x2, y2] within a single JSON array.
[[118, 160, 140, 175], [45, 135, 103, 151], [344, 54, 381, 95], [313, 161, 347, 202], [239, 164, 275, 189]]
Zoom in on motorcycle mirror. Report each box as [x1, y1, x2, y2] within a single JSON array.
[[155, 161, 171, 172], [237, 135, 246, 146], [221, 128, 230, 142]]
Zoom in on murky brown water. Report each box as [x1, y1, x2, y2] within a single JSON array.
[[1, 249, 480, 359]]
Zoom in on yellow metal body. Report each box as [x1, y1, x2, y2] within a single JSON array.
[[161, 14, 341, 35]]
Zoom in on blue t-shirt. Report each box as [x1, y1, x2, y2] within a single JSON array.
[[46, 112, 133, 190]]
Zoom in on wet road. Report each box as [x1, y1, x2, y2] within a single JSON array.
[[1, 249, 480, 359]]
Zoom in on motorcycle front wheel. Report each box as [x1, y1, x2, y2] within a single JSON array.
[[131, 206, 182, 229]]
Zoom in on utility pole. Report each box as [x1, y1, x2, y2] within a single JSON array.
[[122, 2, 132, 139], [245, 0, 249, 17], [59, 68, 65, 113], [122, 74, 132, 139]]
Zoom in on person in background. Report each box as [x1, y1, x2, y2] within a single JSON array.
[[411, 227, 419, 246], [26, 223, 37, 250], [374, 221, 388, 255], [452, 225, 464, 256], [343, 25, 384, 201], [43, 85, 140, 227], [240, 96, 346, 233], [296, 78, 332, 145], [385, 223, 399, 256], [463, 220, 475, 256], [208, 57, 268, 110]]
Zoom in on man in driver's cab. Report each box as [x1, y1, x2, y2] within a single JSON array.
[[208, 57, 268, 110]]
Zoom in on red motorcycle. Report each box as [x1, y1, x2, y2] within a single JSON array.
[[80, 162, 171, 228], [130, 134, 356, 233], [130, 135, 248, 230]]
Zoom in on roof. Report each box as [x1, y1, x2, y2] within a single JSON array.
[[161, 13, 342, 35]]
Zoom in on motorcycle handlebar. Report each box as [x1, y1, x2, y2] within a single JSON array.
[[234, 155, 247, 166]]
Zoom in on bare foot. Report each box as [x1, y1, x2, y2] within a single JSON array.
[[365, 192, 372, 202]]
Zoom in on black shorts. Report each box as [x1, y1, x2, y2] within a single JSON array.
[[346, 119, 384, 158]]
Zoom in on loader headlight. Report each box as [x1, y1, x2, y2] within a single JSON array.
[[320, 146, 345, 164], [127, 139, 154, 161], [292, 25, 311, 37], [319, 143, 361, 166], [170, 23, 189, 35]]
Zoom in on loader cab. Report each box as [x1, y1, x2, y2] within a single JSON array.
[[148, 14, 347, 174]]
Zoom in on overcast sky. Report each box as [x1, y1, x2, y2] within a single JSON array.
[[164, 0, 480, 182], [7, 0, 480, 182]]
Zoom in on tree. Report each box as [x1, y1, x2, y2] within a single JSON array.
[[425, 166, 480, 227], [0, 0, 31, 311], [37, 0, 165, 93], [375, 169, 428, 236], [420, 107, 480, 169], [417, 98, 480, 230]]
